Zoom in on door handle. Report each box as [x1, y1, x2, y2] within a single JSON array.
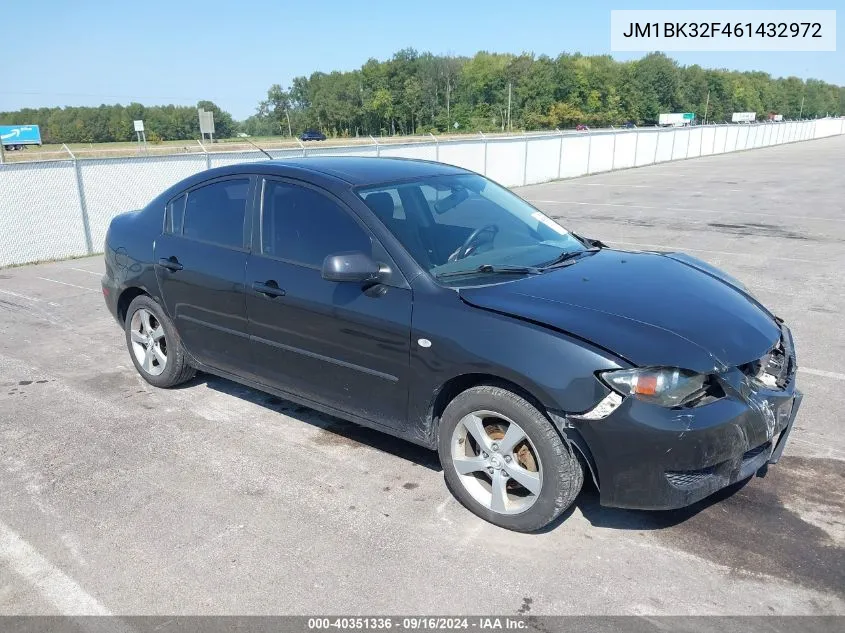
[[157, 257, 183, 271], [252, 280, 286, 298]]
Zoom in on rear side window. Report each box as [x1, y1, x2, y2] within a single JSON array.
[[164, 194, 186, 234], [261, 180, 370, 267], [183, 179, 249, 248]]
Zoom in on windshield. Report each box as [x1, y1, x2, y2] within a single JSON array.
[[356, 174, 586, 283]]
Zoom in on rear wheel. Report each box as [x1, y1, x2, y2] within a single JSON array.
[[438, 385, 583, 532], [124, 295, 195, 388]]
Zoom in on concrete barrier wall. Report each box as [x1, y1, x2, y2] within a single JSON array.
[[438, 140, 485, 174], [1, 118, 843, 267], [560, 135, 590, 177]]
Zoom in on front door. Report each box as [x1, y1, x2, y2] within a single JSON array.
[[154, 177, 254, 374], [245, 178, 412, 430]]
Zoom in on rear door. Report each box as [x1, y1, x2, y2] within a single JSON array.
[[244, 177, 412, 430], [154, 176, 255, 374]]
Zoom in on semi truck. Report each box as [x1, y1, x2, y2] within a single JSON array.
[[1, 125, 42, 151], [658, 113, 694, 127]]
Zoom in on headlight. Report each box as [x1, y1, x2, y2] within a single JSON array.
[[600, 367, 708, 407]]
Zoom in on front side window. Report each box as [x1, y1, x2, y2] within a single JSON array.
[[261, 180, 371, 267], [357, 174, 585, 281], [183, 179, 249, 248]]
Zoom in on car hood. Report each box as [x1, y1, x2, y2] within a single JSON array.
[[459, 249, 780, 373]]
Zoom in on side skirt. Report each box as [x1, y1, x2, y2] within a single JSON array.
[[187, 357, 437, 451]]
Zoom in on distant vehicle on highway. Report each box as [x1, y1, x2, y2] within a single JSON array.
[[622, 121, 636, 129], [732, 112, 757, 124], [575, 124, 589, 131], [659, 113, 694, 127], [1, 124, 42, 151], [300, 129, 327, 141], [102, 157, 802, 532]]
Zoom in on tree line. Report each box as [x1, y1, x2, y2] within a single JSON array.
[[246, 50, 843, 137], [0, 101, 235, 144], [2, 51, 842, 144]]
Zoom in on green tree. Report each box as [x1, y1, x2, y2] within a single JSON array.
[[367, 88, 394, 135], [544, 101, 585, 127]]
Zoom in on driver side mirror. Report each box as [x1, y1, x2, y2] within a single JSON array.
[[321, 252, 385, 283]]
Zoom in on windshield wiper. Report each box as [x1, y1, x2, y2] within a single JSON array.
[[435, 264, 542, 280], [540, 247, 601, 271]]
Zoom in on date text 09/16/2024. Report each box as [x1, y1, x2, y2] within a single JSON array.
[[307, 617, 528, 630]]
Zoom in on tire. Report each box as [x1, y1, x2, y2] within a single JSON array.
[[438, 385, 583, 532], [124, 295, 195, 388]]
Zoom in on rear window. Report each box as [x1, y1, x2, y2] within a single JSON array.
[[164, 194, 186, 234], [183, 179, 249, 248]]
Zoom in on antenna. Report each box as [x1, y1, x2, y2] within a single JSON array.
[[243, 137, 273, 160]]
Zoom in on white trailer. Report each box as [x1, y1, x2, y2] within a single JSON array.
[[658, 113, 694, 127], [732, 112, 757, 123]]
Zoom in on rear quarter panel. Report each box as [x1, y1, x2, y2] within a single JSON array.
[[103, 203, 165, 320]]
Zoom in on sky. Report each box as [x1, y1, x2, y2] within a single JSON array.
[[2, 0, 842, 120]]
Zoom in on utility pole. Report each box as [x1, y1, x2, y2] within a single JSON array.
[[285, 108, 292, 137], [446, 76, 451, 129], [507, 82, 512, 132], [703, 91, 710, 125], [799, 95, 805, 119]]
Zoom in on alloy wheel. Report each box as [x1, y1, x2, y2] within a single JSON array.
[[450, 410, 543, 515], [129, 308, 167, 376]]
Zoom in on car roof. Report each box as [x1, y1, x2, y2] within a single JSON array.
[[260, 156, 472, 187], [155, 157, 477, 205]]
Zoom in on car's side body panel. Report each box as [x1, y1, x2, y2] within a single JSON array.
[[245, 258, 414, 430], [154, 232, 252, 374], [405, 275, 626, 447], [241, 172, 416, 430], [185, 357, 415, 445], [102, 208, 165, 321], [151, 175, 257, 373]]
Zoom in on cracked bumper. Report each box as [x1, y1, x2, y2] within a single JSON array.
[[572, 381, 802, 510]]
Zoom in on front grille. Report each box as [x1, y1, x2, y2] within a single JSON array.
[[666, 439, 776, 491], [665, 466, 717, 489]]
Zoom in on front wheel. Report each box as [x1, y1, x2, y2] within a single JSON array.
[[124, 295, 195, 388], [438, 385, 583, 532]]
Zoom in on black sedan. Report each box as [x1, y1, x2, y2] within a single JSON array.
[[101, 157, 801, 532], [300, 129, 326, 141]]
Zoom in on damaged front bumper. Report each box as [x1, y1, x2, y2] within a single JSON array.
[[566, 373, 802, 511]]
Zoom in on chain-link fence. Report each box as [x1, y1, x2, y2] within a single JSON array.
[[1, 118, 843, 268]]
